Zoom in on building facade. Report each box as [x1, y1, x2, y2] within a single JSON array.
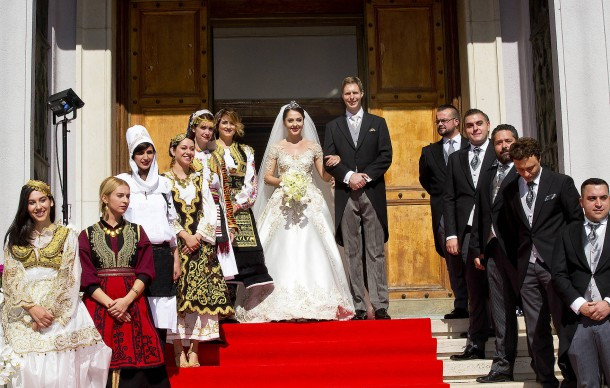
[[2, 0, 609, 301]]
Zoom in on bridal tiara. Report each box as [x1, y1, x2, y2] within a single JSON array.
[[287, 101, 301, 110]]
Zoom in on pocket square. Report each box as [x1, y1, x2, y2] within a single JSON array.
[[545, 193, 557, 201], [369, 128, 376, 132]]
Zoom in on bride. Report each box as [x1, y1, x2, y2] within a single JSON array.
[[236, 101, 355, 322]]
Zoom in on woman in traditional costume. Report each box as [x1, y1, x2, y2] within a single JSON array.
[[79, 177, 168, 387], [187, 110, 239, 284], [116, 125, 181, 350], [212, 109, 273, 291], [164, 133, 233, 367], [2, 180, 111, 387]]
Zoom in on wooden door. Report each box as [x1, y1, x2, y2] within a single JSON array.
[[366, 0, 455, 299], [118, 0, 209, 173]]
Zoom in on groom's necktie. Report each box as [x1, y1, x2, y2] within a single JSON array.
[[348, 115, 360, 146], [585, 222, 603, 301]]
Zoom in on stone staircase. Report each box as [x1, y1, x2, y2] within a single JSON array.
[[433, 316, 560, 387], [388, 298, 561, 387]]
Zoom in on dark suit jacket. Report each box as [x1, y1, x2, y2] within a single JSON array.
[[551, 221, 610, 357], [443, 143, 496, 250], [501, 168, 583, 287], [418, 136, 469, 256], [324, 112, 393, 245], [469, 162, 519, 262]]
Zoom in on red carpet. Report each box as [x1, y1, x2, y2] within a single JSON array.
[[166, 318, 447, 387]]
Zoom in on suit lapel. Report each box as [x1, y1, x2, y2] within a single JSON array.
[[510, 180, 530, 229], [569, 223, 590, 269], [459, 149, 475, 189], [476, 145, 496, 190], [532, 169, 552, 227], [355, 113, 373, 151], [337, 116, 356, 149], [595, 224, 610, 272]]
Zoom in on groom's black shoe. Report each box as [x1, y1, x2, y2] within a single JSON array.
[[352, 310, 368, 320], [374, 308, 391, 320], [476, 371, 513, 383], [450, 345, 485, 361]]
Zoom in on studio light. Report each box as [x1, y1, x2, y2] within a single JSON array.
[[47, 88, 84, 225]]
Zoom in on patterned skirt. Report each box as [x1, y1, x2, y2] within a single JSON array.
[[176, 242, 233, 316], [83, 268, 164, 370]]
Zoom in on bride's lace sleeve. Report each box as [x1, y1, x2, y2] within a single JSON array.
[[40, 227, 80, 326], [312, 142, 323, 161], [265, 144, 280, 174]]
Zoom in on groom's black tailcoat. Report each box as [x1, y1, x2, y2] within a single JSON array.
[[324, 112, 392, 245]]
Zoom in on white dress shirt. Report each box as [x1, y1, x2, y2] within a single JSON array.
[[443, 133, 462, 156], [518, 168, 543, 263]]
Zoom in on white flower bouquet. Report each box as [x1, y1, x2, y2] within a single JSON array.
[[280, 170, 310, 206]]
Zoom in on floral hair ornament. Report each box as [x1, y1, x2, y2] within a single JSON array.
[[169, 133, 188, 150], [25, 180, 52, 197]]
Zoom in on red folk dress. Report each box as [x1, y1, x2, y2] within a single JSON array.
[[79, 219, 164, 370]]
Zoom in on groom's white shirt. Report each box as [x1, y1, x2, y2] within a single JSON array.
[[343, 107, 364, 185]]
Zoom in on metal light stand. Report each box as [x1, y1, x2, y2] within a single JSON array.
[[52, 109, 77, 225]]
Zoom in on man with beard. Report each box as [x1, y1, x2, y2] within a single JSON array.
[[469, 125, 520, 382], [419, 104, 470, 319]]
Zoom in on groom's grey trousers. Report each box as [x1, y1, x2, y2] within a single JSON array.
[[340, 189, 388, 311]]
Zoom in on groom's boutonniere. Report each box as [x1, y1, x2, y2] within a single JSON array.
[[369, 128, 376, 132]]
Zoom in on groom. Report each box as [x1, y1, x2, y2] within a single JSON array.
[[324, 76, 393, 320]]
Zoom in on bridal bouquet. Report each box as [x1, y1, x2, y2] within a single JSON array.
[[280, 170, 310, 206]]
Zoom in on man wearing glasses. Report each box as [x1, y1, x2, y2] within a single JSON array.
[[419, 104, 470, 319]]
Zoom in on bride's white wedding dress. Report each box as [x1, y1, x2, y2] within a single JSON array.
[[236, 142, 355, 322]]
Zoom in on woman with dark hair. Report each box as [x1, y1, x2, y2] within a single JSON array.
[[116, 125, 180, 351], [79, 176, 168, 387], [164, 133, 232, 368], [212, 109, 273, 292], [237, 102, 354, 322], [2, 180, 111, 387]]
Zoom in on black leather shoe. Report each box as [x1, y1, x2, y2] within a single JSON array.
[[374, 308, 391, 320], [351, 310, 367, 320], [450, 345, 485, 361], [476, 371, 513, 383], [444, 308, 469, 319]]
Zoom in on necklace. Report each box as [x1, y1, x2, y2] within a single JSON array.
[[171, 168, 193, 189], [101, 224, 123, 237]]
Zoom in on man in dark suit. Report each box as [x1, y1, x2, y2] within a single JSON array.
[[419, 104, 470, 319], [552, 178, 610, 387], [501, 137, 582, 388], [469, 124, 520, 382], [444, 109, 496, 360], [324, 76, 393, 320]]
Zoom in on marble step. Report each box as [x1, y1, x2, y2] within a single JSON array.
[[449, 381, 542, 387], [441, 355, 561, 381], [436, 333, 559, 357], [431, 316, 558, 339]]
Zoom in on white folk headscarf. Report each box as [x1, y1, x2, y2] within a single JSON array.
[[125, 125, 159, 193]]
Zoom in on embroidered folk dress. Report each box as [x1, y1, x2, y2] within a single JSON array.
[[2, 224, 112, 387], [214, 142, 273, 288], [193, 149, 239, 279], [164, 170, 233, 344], [79, 219, 165, 371], [235, 143, 354, 322]]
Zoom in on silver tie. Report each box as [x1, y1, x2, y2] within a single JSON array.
[[526, 181, 536, 209], [444, 139, 456, 165], [491, 164, 508, 201], [585, 222, 602, 301], [470, 147, 481, 170]]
